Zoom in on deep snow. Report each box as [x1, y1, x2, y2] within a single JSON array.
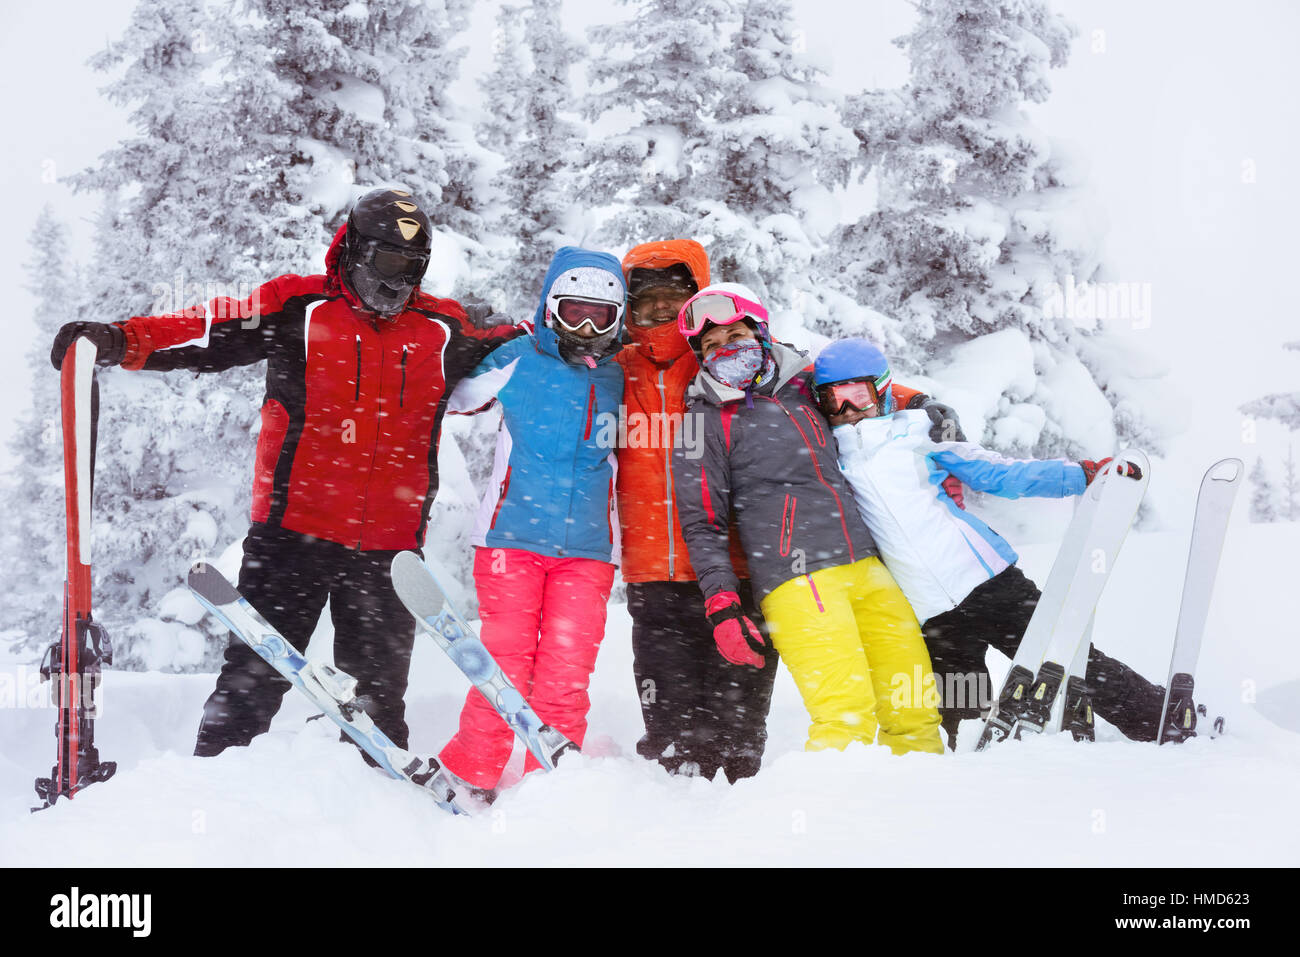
[[3, 519, 1297, 867], [1, 0, 1298, 868]]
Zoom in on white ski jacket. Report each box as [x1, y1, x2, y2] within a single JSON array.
[[833, 410, 1087, 624]]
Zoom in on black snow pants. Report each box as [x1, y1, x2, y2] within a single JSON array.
[[193, 524, 416, 759], [628, 580, 778, 783], [922, 565, 1166, 746]]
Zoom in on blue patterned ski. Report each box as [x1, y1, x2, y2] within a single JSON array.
[[390, 551, 577, 771], [187, 562, 467, 815]]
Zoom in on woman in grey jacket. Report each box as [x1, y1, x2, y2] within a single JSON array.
[[671, 283, 943, 756]]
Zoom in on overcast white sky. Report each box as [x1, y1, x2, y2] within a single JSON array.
[[2, 0, 1297, 494]]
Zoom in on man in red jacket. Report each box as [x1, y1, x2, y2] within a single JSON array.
[[50, 188, 520, 758]]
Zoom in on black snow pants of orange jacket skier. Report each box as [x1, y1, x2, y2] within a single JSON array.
[[629, 580, 778, 782]]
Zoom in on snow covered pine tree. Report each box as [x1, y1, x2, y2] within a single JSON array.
[[3, 209, 85, 652], [479, 0, 589, 320], [833, 0, 1157, 460]]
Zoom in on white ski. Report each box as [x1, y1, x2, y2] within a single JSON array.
[[1156, 458, 1243, 744], [976, 450, 1150, 749]]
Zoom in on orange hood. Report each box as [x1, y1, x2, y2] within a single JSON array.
[[621, 239, 711, 367], [621, 239, 710, 292]]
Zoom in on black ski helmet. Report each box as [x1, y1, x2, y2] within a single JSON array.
[[342, 188, 432, 318]]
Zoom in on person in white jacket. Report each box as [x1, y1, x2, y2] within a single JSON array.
[[813, 338, 1172, 748]]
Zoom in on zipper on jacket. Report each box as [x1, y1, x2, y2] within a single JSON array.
[[774, 396, 856, 563], [659, 371, 675, 578], [800, 407, 826, 446], [354, 332, 384, 549], [354, 335, 362, 403], [400, 346, 408, 408], [489, 466, 512, 529], [562, 365, 598, 557], [779, 494, 797, 556]]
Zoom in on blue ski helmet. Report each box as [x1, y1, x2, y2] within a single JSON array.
[[813, 338, 896, 415]]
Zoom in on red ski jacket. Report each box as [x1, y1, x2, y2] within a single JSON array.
[[116, 226, 520, 551]]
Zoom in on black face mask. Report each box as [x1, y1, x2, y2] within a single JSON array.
[[554, 324, 620, 365], [345, 237, 430, 318]]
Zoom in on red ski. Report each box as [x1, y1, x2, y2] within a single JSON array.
[[34, 336, 115, 810]]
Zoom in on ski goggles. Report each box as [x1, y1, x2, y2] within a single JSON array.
[[554, 297, 621, 335], [352, 238, 430, 283], [817, 377, 888, 417], [677, 290, 769, 339], [628, 265, 697, 301]]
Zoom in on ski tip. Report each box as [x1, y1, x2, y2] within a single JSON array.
[[1115, 447, 1150, 473], [390, 551, 445, 619], [1206, 458, 1244, 485], [187, 561, 240, 604], [1083, 447, 1150, 503]]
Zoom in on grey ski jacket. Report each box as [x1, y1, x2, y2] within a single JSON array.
[[672, 342, 878, 604]]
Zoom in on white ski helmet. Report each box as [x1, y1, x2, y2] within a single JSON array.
[[544, 266, 626, 330]]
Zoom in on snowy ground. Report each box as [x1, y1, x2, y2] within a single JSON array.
[[2, 520, 1297, 867]]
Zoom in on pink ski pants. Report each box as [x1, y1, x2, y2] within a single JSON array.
[[438, 547, 615, 788]]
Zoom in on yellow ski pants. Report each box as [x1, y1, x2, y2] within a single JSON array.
[[761, 557, 944, 755]]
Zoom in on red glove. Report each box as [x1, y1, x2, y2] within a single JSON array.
[[942, 474, 965, 510], [704, 592, 767, 668], [1080, 457, 1143, 485]]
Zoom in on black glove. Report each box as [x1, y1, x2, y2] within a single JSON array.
[[917, 396, 966, 443], [462, 299, 514, 329], [51, 321, 126, 370]]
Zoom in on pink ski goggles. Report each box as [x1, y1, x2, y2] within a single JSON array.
[[677, 290, 769, 338]]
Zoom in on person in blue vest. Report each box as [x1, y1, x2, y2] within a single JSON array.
[[437, 247, 625, 798]]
